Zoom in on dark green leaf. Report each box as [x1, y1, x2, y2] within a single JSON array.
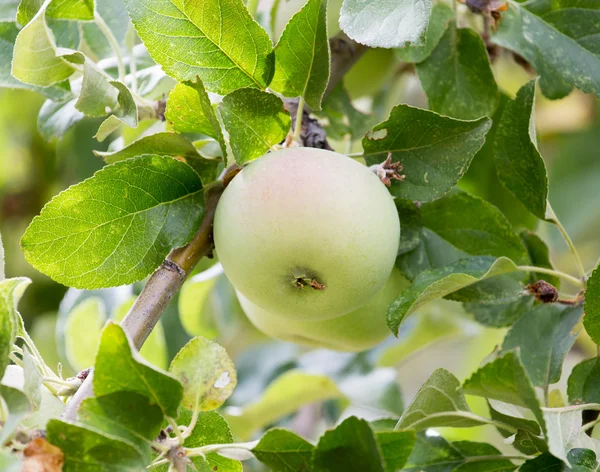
[[252, 429, 314, 472], [395, 200, 422, 256], [520, 449, 598, 472], [387, 256, 518, 335], [404, 433, 517, 471], [22, 155, 204, 289], [363, 105, 491, 202], [94, 323, 183, 418], [487, 401, 546, 455], [339, 0, 432, 48], [397, 368, 487, 431], [501, 304, 582, 388], [493, 80, 548, 219], [463, 351, 545, 432], [493, 2, 600, 99], [220, 88, 291, 165], [420, 190, 528, 264], [376, 431, 415, 472], [465, 295, 535, 328], [165, 81, 226, 156], [0, 278, 30, 379], [584, 265, 600, 345], [417, 25, 499, 120], [520, 231, 560, 287], [78, 392, 164, 457], [396, 4, 454, 63], [169, 336, 237, 411], [47, 419, 146, 470], [317, 84, 372, 141], [568, 358, 600, 405], [313, 416, 385, 472], [123, 0, 274, 94]]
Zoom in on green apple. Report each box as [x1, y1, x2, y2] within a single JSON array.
[[213, 147, 400, 321], [344, 48, 398, 100], [273, 0, 343, 40], [237, 268, 408, 351]]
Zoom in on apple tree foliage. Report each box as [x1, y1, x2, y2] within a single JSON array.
[[0, 0, 599, 470]]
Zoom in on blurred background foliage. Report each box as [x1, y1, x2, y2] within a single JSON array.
[[1, 32, 599, 459]]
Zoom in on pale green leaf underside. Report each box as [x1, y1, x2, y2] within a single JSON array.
[[340, 0, 432, 48], [363, 105, 491, 202], [387, 256, 518, 335], [220, 88, 291, 165], [584, 265, 600, 345], [0, 278, 31, 380], [11, 5, 75, 86], [124, 0, 274, 95], [21, 155, 204, 289], [271, 0, 330, 110]]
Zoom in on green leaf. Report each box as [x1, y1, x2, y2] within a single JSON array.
[[521, 449, 598, 472], [396, 4, 454, 63], [163, 409, 240, 472], [376, 431, 416, 472], [339, 0, 432, 48], [18, 0, 95, 22], [252, 429, 314, 472], [417, 25, 499, 120], [465, 295, 535, 328], [78, 392, 164, 458], [487, 401, 547, 455], [317, 83, 372, 141], [584, 265, 600, 345], [81, 0, 129, 59], [363, 105, 491, 202], [226, 370, 343, 440], [94, 323, 183, 418], [520, 231, 560, 287], [501, 304, 582, 388], [21, 155, 204, 289], [178, 268, 221, 339], [63, 297, 106, 372], [220, 88, 291, 165], [494, 80, 548, 219], [493, 2, 600, 99], [123, 0, 274, 94], [397, 368, 487, 431], [95, 132, 220, 185], [404, 433, 517, 471], [0, 385, 31, 443], [11, 2, 75, 86], [75, 60, 119, 118], [270, 0, 329, 110], [165, 81, 226, 155], [387, 256, 519, 335], [169, 336, 236, 411], [0, 278, 30, 379], [463, 351, 545, 431], [420, 190, 528, 264], [568, 358, 600, 405], [543, 407, 600, 465], [94, 81, 139, 142], [46, 419, 146, 470], [0, 449, 21, 472], [313, 416, 386, 472], [37, 97, 84, 141], [395, 200, 422, 256], [22, 347, 41, 410]]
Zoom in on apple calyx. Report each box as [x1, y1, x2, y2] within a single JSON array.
[[292, 276, 326, 291], [371, 153, 405, 187]]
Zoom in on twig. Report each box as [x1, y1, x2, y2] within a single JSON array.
[[61, 170, 237, 421], [516, 265, 585, 288], [546, 203, 586, 281]]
